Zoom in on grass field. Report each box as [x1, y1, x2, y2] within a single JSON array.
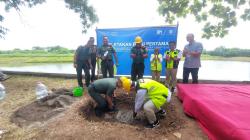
[[0, 53, 73, 66], [0, 53, 249, 66]]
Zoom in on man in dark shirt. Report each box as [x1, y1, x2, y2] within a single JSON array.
[[99, 36, 118, 78], [88, 37, 97, 82], [130, 36, 148, 81], [74, 38, 93, 87]]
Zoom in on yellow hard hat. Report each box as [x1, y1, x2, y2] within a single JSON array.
[[135, 36, 142, 43], [119, 77, 131, 92]]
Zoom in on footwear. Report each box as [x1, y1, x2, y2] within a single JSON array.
[[145, 120, 160, 128], [94, 108, 104, 117], [171, 87, 175, 93], [156, 109, 166, 118]]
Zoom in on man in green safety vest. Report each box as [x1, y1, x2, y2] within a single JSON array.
[[164, 41, 182, 92], [120, 77, 172, 128]]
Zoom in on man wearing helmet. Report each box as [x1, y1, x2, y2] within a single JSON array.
[[120, 77, 172, 128], [130, 36, 148, 81]]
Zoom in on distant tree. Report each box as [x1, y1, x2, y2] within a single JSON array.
[[47, 46, 71, 54], [32, 46, 44, 50], [207, 46, 250, 57], [13, 48, 22, 53], [202, 49, 207, 55], [157, 0, 250, 38], [0, 0, 98, 38]]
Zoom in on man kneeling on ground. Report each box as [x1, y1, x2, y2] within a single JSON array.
[[120, 77, 172, 128], [88, 77, 126, 117]]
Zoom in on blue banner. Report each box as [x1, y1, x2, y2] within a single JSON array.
[[96, 25, 178, 76]]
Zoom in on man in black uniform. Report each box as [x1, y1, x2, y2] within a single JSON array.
[[74, 38, 93, 87], [99, 36, 119, 78], [130, 36, 148, 81], [88, 37, 97, 82]]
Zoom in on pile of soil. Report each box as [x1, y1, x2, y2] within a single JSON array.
[[11, 88, 80, 127], [79, 91, 185, 134]]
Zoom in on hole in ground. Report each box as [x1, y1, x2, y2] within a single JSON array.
[[79, 92, 185, 134]]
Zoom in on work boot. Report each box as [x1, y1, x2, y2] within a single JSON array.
[[171, 87, 175, 93], [145, 120, 160, 128], [94, 108, 104, 117]]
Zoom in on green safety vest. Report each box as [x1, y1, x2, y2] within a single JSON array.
[[150, 54, 162, 72], [165, 50, 179, 69], [138, 79, 168, 109]]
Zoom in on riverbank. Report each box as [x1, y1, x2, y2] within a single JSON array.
[[0, 54, 249, 66], [201, 54, 250, 62]]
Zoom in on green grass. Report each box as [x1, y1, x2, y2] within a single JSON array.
[[0, 53, 73, 66]]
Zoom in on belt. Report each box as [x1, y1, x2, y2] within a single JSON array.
[[102, 59, 113, 62]]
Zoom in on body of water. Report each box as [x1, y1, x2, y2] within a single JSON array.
[[1, 60, 250, 81]]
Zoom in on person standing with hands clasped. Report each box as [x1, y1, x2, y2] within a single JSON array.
[[183, 33, 203, 84], [150, 48, 162, 82], [130, 36, 148, 81], [164, 41, 182, 92]]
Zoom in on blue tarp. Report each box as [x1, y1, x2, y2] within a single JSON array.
[[96, 25, 178, 76]]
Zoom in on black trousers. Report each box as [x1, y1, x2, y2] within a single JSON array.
[[76, 61, 90, 87], [183, 67, 199, 84], [88, 84, 108, 110], [131, 63, 145, 81], [91, 56, 96, 82], [101, 60, 114, 78]]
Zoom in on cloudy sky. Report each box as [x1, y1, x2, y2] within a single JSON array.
[[0, 0, 249, 51]]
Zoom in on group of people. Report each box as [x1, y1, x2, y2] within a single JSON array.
[[73, 33, 203, 91], [149, 33, 203, 91], [73, 36, 118, 87], [73, 33, 203, 128]]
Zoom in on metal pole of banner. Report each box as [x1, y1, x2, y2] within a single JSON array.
[[176, 22, 179, 46], [95, 27, 100, 80]]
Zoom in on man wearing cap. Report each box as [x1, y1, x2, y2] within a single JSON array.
[[121, 77, 172, 128], [130, 36, 148, 81], [88, 77, 125, 116]]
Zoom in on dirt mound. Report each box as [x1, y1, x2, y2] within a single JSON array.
[[11, 88, 80, 127], [79, 92, 185, 134]]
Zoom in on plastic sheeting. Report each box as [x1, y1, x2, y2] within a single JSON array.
[[177, 84, 250, 140]]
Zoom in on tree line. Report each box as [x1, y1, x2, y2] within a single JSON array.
[[203, 46, 250, 57], [0, 46, 74, 54]]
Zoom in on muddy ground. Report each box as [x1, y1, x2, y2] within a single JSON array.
[[0, 75, 208, 140]]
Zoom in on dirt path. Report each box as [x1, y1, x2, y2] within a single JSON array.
[[0, 75, 208, 140]]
